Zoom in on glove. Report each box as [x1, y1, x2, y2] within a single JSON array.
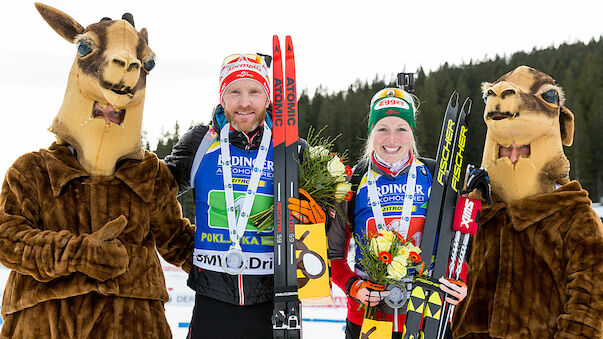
[[287, 188, 326, 224], [462, 165, 492, 205], [72, 215, 130, 281], [349, 279, 388, 306]]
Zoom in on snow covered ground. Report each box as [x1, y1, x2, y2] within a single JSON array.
[[0, 262, 348, 338]]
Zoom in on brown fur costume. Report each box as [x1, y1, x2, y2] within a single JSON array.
[[0, 145, 194, 338], [452, 66, 603, 338], [0, 4, 194, 338], [453, 183, 603, 338]]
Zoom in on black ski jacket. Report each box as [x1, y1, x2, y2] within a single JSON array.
[[165, 104, 305, 306]]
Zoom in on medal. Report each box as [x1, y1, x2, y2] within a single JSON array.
[[221, 247, 248, 275], [384, 282, 408, 309]]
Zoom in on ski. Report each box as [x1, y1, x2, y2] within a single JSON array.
[[437, 186, 482, 338], [272, 34, 287, 339], [272, 34, 301, 339], [421, 97, 472, 339], [403, 92, 459, 339]]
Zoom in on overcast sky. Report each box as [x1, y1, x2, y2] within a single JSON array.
[[0, 0, 601, 179]]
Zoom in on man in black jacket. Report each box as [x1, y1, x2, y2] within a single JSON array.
[[165, 53, 277, 339]]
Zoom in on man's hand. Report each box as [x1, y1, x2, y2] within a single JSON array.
[[287, 188, 326, 224]]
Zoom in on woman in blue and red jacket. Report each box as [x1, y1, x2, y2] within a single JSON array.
[[327, 88, 468, 339]]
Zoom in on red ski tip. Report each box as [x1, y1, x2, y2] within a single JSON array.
[[273, 35, 280, 52], [286, 35, 293, 52]]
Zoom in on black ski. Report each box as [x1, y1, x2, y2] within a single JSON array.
[[403, 92, 459, 339], [272, 34, 301, 339], [420, 97, 471, 339]]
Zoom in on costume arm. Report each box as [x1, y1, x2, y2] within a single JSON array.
[[0, 161, 128, 282], [556, 209, 603, 338], [151, 163, 196, 274]]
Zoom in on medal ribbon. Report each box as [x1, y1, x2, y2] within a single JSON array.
[[220, 123, 271, 250], [366, 159, 418, 239]]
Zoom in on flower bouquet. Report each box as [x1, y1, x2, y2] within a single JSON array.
[[355, 229, 422, 320], [251, 127, 353, 231]]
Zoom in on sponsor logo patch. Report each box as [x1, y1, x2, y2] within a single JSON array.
[[376, 98, 410, 110]]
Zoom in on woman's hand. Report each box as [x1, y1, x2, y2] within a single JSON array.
[[349, 279, 390, 306], [439, 277, 467, 305]]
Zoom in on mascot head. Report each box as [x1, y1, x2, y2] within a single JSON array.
[[481, 65, 575, 203], [35, 3, 156, 176]]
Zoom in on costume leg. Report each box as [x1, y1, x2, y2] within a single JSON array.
[[1, 293, 171, 339]]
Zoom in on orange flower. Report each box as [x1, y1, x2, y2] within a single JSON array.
[[344, 191, 354, 201], [409, 251, 421, 263], [378, 251, 393, 264], [345, 165, 353, 177]]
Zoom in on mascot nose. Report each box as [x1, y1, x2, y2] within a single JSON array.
[[491, 82, 517, 100], [110, 54, 141, 73]]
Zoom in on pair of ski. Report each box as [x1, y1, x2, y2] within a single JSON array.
[[272, 35, 301, 339], [403, 92, 475, 339]]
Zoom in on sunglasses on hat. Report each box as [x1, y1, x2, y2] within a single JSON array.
[[370, 87, 415, 107], [222, 53, 272, 68]]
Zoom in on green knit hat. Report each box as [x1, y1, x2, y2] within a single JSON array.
[[368, 88, 416, 133]]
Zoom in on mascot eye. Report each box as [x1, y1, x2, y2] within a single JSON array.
[[541, 89, 558, 104], [143, 57, 156, 72], [482, 93, 488, 104], [77, 41, 93, 57]]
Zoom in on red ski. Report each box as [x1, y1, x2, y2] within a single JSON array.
[[272, 35, 301, 339]]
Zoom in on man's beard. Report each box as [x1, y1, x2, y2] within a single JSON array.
[[225, 109, 266, 134]]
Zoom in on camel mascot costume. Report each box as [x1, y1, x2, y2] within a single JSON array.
[[453, 66, 603, 338], [0, 3, 195, 338]]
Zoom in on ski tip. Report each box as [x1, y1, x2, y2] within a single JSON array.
[[273, 35, 280, 51], [448, 91, 460, 108], [285, 35, 293, 52], [461, 97, 473, 115]]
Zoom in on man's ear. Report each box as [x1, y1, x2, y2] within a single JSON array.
[[265, 98, 270, 110], [560, 106, 574, 146]]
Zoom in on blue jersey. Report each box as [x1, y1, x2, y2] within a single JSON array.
[[353, 161, 432, 266], [192, 140, 274, 275]]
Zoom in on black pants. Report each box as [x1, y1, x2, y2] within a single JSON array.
[[187, 293, 273, 339], [345, 319, 452, 339]]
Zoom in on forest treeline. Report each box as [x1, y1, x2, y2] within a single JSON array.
[[151, 38, 603, 221]]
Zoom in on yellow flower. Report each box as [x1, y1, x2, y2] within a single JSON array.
[[327, 156, 346, 177], [379, 230, 396, 242], [334, 182, 352, 201], [370, 233, 393, 256], [397, 247, 409, 259], [386, 255, 409, 280], [406, 243, 421, 255]]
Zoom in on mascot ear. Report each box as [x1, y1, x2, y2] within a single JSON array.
[[35, 2, 85, 43], [560, 105, 574, 146], [139, 28, 148, 44]]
